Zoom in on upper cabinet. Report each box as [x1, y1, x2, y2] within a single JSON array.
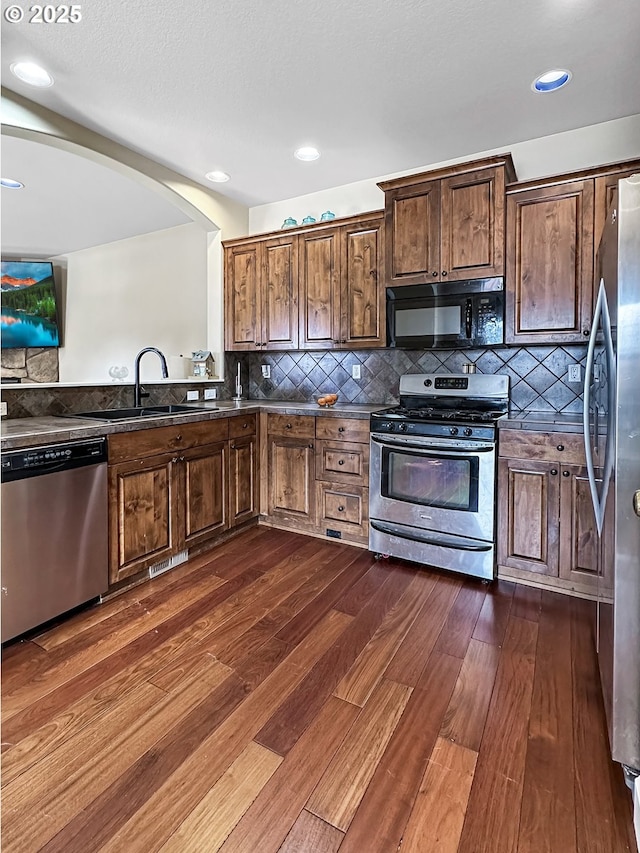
[[225, 211, 384, 351], [378, 155, 516, 286], [505, 158, 640, 345]]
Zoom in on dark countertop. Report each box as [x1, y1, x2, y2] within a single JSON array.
[[1, 401, 381, 451], [500, 410, 584, 433]]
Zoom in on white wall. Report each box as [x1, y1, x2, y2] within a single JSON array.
[[56, 223, 210, 383], [249, 114, 640, 234]]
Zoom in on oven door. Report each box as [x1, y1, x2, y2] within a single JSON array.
[[369, 432, 496, 542]]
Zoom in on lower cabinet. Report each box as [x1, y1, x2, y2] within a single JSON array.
[[108, 416, 259, 586], [497, 428, 603, 595], [262, 413, 370, 544]]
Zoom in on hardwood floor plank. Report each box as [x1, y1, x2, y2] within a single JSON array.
[[229, 636, 292, 691], [36, 671, 250, 852], [384, 575, 462, 687], [275, 549, 376, 645], [401, 736, 478, 853], [339, 651, 462, 853], [433, 580, 487, 659], [457, 616, 538, 853], [332, 561, 393, 615], [278, 810, 343, 853], [333, 571, 438, 706], [307, 678, 412, 831], [511, 584, 543, 623], [571, 597, 635, 853], [157, 741, 282, 852], [2, 657, 231, 852], [439, 637, 501, 751], [218, 696, 360, 853], [472, 579, 516, 646], [96, 608, 353, 852], [1, 568, 262, 744], [255, 565, 415, 756], [517, 590, 576, 853]]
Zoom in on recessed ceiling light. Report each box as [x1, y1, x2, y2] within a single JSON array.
[[532, 69, 572, 93], [205, 170, 230, 183], [294, 147, 320, 162], [1, 178, 24, 189], [10, 61, 54, 88]]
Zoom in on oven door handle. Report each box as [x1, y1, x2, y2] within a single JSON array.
[[370, 520, 493, 552], [370, 434, 494, 453]]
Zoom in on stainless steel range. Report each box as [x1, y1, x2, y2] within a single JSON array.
[[369, 373, 509, 580]]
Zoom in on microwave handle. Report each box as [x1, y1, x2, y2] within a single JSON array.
[[465, 299, 473, 339]]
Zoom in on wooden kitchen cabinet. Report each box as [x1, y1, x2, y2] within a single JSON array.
[[264, 414, 316, 528], [108, 419, 230, 584], [224, 211, 384, 351], [505, 179, 595, 344], [228, 414, 259, 527], [224, 234, 298, 350], [378, 155, 515, 286], [497, 429, 602, 595]]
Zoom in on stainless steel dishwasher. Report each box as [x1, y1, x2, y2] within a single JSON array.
[[1, 437, 109, 643]]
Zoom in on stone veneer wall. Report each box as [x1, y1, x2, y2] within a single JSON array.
[[1, 347, 59, 383], [1, 345, 587, 419]]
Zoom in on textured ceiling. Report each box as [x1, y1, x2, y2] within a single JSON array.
[[1, 0, 640, 207]]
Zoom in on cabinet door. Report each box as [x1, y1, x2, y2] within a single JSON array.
[[384, 180, 440, 285], [229, 434, 259, 526], [505, 180, 594, 344], [340, 216, 384, 348], [267, 435, 315, 526], [497, 457, 559, 576], [224, 243, 261, 350], [441, 167, 506, 281], [262, 235, 299, 349], [108, 452, 177, 584], [558, 464, 600, 589], [299, 228, 341, 348], [181, 441, 228, 548], [594, 165, 640, 251]]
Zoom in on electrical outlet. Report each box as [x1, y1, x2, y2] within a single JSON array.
[[0, 402, 7, 417], [261, 364, 271, 378], [186, 390, 199, 401], [204, 388, 217, 400], [351, 364, 361, 380], [568, 364, 581, 383]]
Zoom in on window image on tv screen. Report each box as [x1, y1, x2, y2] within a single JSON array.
[[1, 260, 61, 348]]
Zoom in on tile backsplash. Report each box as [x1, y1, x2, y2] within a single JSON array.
[[1, 345, 587, 419]]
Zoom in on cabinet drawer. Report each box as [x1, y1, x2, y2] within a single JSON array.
[[315, 440, 369, 485], [228, 413, 257, 438], [108, 418, 229, 463], [316, 482, 369, 542], [498, 429, 586, 465], [267, 413, 315, 438], [315, 416, 369, 444]]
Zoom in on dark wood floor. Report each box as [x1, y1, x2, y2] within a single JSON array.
[[1, 527, 636, 852]]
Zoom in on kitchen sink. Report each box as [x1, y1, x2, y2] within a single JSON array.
[[66, 404, 209, 421]]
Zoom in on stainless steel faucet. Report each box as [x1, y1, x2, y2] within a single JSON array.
[[134, 347, 168, 407]]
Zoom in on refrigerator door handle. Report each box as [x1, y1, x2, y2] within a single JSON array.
[[600, 287, 616, 515], [584, 280, 605, 535]]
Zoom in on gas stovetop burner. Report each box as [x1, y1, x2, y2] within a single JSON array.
[[381, 406, 506, 424]]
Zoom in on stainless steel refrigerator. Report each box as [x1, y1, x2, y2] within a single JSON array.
[[584, 174, 640, 781]]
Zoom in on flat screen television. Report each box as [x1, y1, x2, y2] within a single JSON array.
[[1, 260, 61, 348]]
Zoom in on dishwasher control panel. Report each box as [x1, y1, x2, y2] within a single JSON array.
[[2, 438, 107, 478]]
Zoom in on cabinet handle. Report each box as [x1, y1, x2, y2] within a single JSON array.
[[285, 423, 292, 429], [172, 456, 179, 464], [432, 271, 438, 277], [180, 456, 185, 462], [174, 434, 182, 441], [338, 459, 345, 465], [441, 270, 448, 277], [338, 426, 345, 433], [242, 422, 248, 429], [550, 468, 558, 476], [557, 444, 564, 451], [338, 505, 345, 512], [633, 490, 640, 518], [562, 470, 570, 477], [231, 443, 236, 450], [583, 329, 590, 337], [308, 443, 314, 449], [341, 339, 347, 344]]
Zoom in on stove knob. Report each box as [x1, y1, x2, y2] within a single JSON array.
[[450, 427, 459, 436], [464, 427, 473, 437], [386, 422, 394, 431], [399, 423, 408, 432]]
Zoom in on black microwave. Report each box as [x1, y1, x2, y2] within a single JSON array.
[[386, 278, 504, 349]]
